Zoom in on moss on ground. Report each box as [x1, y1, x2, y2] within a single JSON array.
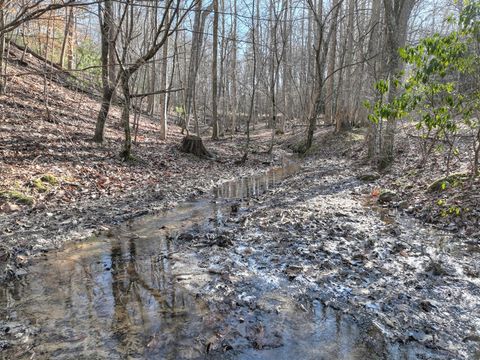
[[33, 178, 48, 192], [0, 190, 34, 205], [31, 174, 59, 192], [40, 174, 59, 185]]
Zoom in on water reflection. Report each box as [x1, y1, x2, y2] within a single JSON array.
[[213, 161, 300, 199], [235, 298, 379, 360], [0, 230, 213, 358]]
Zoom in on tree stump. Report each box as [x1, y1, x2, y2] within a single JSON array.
[[181, 135, 212, 158]]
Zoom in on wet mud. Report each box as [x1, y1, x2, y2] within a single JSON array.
[[1, 158, 478, 359]]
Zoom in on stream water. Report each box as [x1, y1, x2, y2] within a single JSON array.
[[0, 161, 437, 359]]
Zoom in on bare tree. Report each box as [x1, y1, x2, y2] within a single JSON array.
[[0, 0, 5, 93], [183, 0, 212, 135], [93, 0, 116, 143], [0, 0, 92, 94], [325, 0, 341, 125], [59, 6, 75, 69], [241, 0, 258, 163], [158, 8, 170, 140], [211, 0, 219, 139], [303, 0, 343, 152], [116, 0, 194, 159], [229, 0, 238, 136]]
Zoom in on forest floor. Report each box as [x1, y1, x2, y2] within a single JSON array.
[[1, 44, 479, 358], [0, 44, 293, 281]]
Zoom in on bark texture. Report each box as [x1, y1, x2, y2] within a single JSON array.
[[181, 135, 212, 158]]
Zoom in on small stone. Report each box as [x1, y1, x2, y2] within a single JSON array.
[[285, 264, 303, 279], [15, 269, 28, 277], [378, 190, 397, 204], [405, 206, 414, 214], [215, 234, 233, 247], [419, 299, 437, 312], [407, 330, 433, 343], [0, 203, 21, 213]]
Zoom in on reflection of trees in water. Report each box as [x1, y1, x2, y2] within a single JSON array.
[[214, 166, 295, 199], [1, 211, 213, 358], [108, 236, 193, 359]]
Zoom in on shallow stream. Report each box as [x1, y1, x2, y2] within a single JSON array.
[[0, 160, 445, 359]]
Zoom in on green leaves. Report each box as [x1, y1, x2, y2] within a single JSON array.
[[364, 76, 409, 126], [376, 4, 478, 135], [375, 79, 389, 95], [460, 1, 480, 32], [366, 3, 480, 174]]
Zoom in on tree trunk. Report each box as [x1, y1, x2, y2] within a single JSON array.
[[303, 0, 339, 152], [241, 0, 258, 162], [344, 0, 356, 131], [66, 12, 75, 70], [337, 0, 354, 132], [218, 0, 226, 137], [474, 127, 480, 176], [108, 16, 116, 99], [93, 0, 115, 143], [0, 0, 5, 94], [269, 1, 277, 130], [94, 87, 115, 142], [211, 0, 219, 139], [366, 0, 383, 159], [347, 0, 366, 129], [184, 1, 211, 134], [307, 0, 320, 100], [230, 0, 238, 136], [280, 0, 290, 134], [181, 135, 212, 158], [120, 71, 132, 160], [379, 0, 416, 167], [159, 22, 169, 140], [59, 7, 74, 68], [305, 80, 323, 151], [325, 0, 340, 125], [147, 4, 158, 114]]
